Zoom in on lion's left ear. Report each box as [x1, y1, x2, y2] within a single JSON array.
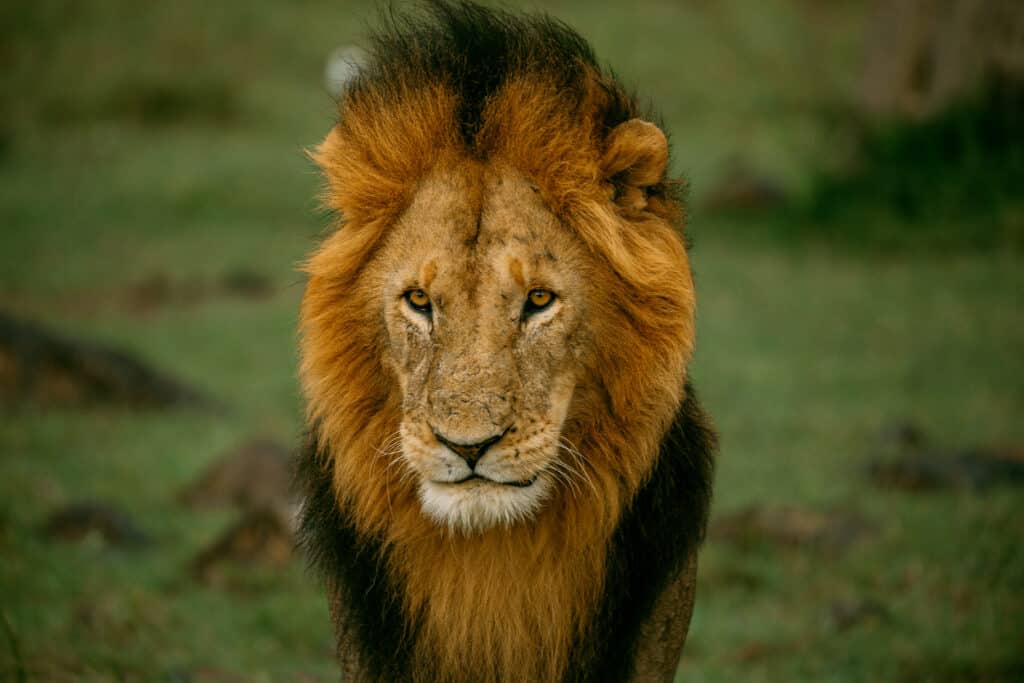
[[600, 119, 668, 211]]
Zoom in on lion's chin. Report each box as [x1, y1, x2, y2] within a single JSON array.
[[418, 475, 552, 533]]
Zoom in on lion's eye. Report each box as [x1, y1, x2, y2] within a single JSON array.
[[523, 288, 555, 317], [404, 289, 432, 314]]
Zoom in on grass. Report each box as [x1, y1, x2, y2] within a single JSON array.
[[2, 1, 1023, 681]]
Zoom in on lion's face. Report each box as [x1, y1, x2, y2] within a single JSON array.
[[367, 162, 595, 532], [306, 92, 694, 541]]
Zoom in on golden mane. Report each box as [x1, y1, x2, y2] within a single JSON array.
[[297, 3, 714, 681]]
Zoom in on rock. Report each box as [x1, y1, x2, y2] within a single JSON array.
[[191, 506, 295, 585], [178, 438, 293, 510], [42, 501, 151, 548], [0, 311, 215, 410], [325, 46, 368, 98], [710, 504, 876, 551]]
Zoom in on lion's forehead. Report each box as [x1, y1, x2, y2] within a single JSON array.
[[389, 162, 582, 310]]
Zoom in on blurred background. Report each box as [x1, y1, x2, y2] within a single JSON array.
[[1, 1, 1022, 681]]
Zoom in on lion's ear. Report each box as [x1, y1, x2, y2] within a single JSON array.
[[600, 119, 668, 211]]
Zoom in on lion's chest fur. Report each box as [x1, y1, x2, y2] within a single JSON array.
[[389, 506, 612, 683]]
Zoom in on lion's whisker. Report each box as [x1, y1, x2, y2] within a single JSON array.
[[547, 457, 582, 499], [557, 438, 599, 499]]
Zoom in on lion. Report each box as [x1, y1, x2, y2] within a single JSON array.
[[296, 2, 717, 681]]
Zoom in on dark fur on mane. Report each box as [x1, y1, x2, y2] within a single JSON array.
[[353, 1, 633, 143], [342, 0, 679, 206], [295, 383, 716, 681]]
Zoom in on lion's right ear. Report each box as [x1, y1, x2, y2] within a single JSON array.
[[600, 119, 668, 211]]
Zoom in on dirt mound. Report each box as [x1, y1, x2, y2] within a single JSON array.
[[191, 506, 294, 585], [178, 438, 293, 510], [866, 419, 1024, 492], [0, 311, 213, 409], [711, 504, 876, 551], [42, 500, 151, 548]]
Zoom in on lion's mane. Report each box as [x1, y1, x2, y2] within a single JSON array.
[[297, 2, 716, 681]]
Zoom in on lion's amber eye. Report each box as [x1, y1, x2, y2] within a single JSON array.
[[529, 289, 553, 308], [405, 289, 431, 313], [523, 288, 555, 317]]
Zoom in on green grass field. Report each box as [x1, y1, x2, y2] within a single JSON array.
[[2, 1, 1022, 681]]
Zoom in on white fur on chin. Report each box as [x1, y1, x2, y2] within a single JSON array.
[[418, 474, 552, 533]]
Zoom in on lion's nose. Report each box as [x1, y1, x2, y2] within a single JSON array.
[[434, 431, 504, 469]]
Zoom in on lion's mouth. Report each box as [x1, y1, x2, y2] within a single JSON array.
[[445, 474, 538, 488]]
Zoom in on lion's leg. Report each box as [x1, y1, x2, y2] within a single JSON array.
[[628, 553, 699, 682], [327, 580, 375, 683]]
